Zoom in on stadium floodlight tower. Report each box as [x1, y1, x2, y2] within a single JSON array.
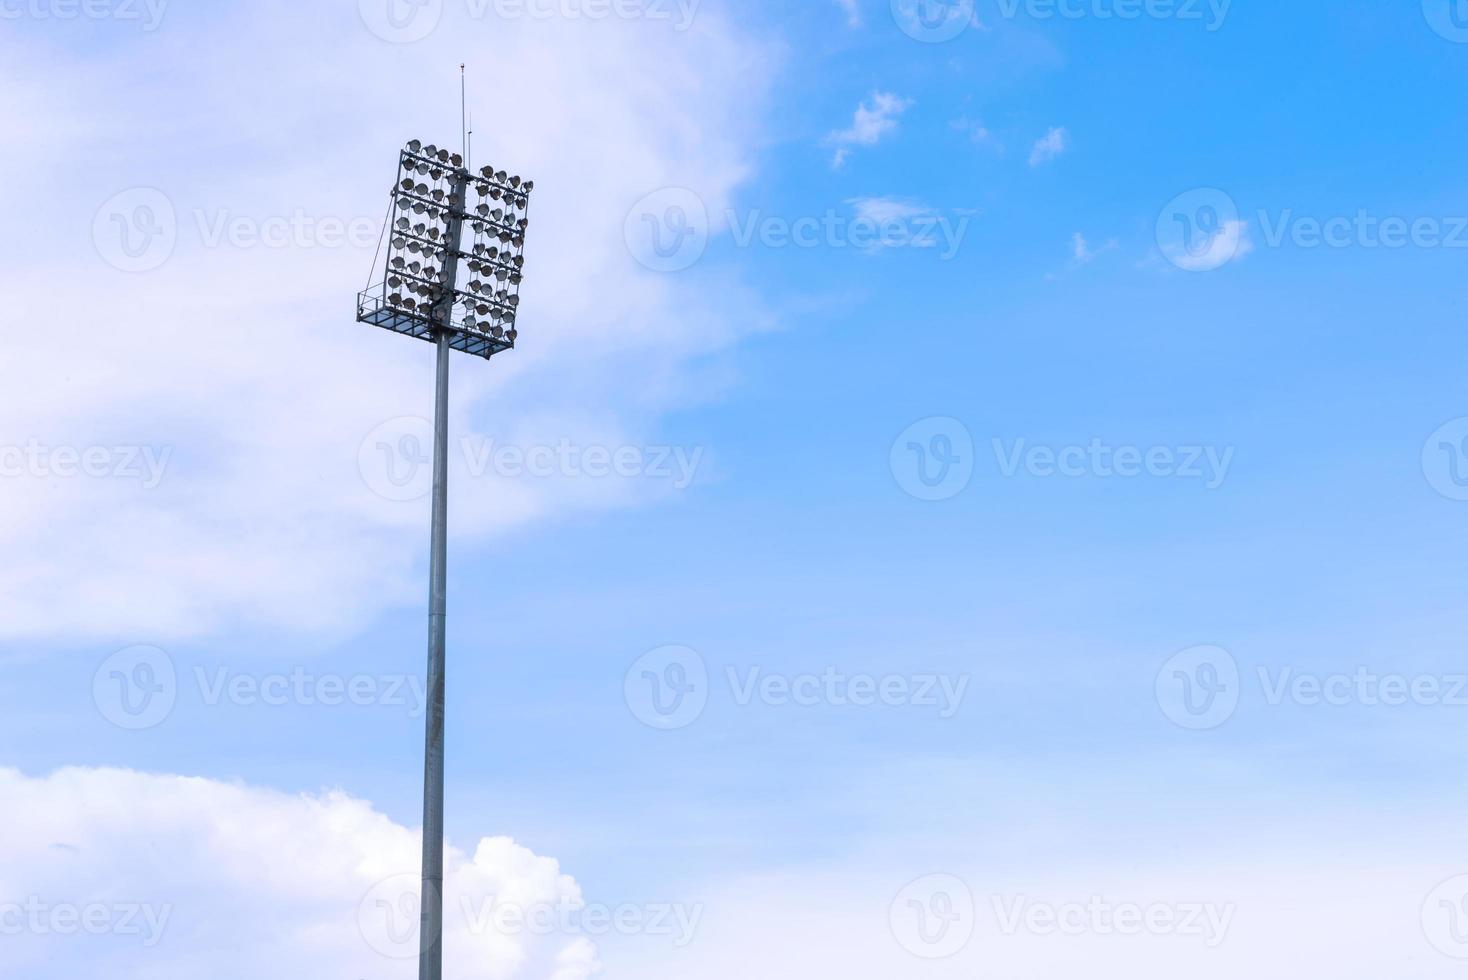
[[355, 133, 533, 980]]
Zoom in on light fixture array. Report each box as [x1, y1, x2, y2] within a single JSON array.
[[361, 138, 534, 360]]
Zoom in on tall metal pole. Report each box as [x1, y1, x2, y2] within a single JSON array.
[[419, 164, 468, 980], [418, 327, 450, 980]]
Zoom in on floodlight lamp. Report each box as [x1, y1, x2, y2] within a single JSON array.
[[407, 139, 422, 153]]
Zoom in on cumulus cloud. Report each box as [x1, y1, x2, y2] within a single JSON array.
[[0, 2, 774, 641], [828, 92, 913, 167], [1028, 126, 1069, 166], [0, 767, 596, 979]]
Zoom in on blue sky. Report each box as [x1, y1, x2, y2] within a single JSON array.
[[3, 0, 1468, 977]]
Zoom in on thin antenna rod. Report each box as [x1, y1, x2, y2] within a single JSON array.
[[460, 64, 467, 162]]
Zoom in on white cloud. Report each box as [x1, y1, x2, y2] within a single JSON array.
[[847, 197, 932, 226], [0, 767, 597, 979], [1163, 219, 1254, 271], [1028, 126, 1069, 167], [950, 116, 992, 145], [828, 92, 913, 167], [0, 3, 775, 641], [1071, 232, 1117, 264], [835, 0, 862, 27]]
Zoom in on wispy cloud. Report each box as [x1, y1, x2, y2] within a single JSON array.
[[1071, 232, 1117, 265], [950, 116, 992, 145], [835, 0, 861, 27], [1029, 126, 1069, 167], [828, 92, 913, 168]]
